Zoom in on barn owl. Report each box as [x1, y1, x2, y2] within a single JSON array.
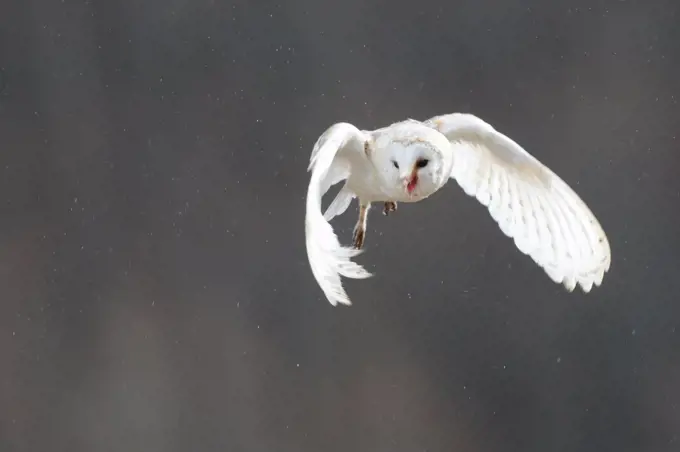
[[305, 112, 611, 306]]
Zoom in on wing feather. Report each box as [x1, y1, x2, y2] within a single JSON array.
[[306, 123, 372, 306], [323, 185, 355, 222], [425, 113, 611, 293]]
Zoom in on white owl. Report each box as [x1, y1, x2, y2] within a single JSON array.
[[305, 113, 611, 306]]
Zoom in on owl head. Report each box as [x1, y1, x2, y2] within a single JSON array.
[[370, 121, 452, 199]]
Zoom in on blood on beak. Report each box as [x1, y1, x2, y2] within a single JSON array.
[[406, 168, 418, 194]]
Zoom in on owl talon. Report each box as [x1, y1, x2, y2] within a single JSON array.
[[383, 201, 397, 216]]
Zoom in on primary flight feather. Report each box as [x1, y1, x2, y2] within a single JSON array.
[[305, 112, 611, 306]]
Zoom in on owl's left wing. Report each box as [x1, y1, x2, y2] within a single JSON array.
[[424, 113, 611, 292], [306, 122, 373, 306]]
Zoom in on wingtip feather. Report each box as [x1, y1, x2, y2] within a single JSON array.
[[305, 214, 373, 307]]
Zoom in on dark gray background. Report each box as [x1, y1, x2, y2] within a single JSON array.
[[1, 0, 679, 451]]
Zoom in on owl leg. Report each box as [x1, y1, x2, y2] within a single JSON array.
[[382, 201, 397, 216], [352, 202, 370, 249]]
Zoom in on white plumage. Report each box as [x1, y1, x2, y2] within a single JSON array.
[[305, 113, 611, 306]]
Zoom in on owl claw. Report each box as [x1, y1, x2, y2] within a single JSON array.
[[383, 201, 397, 216]]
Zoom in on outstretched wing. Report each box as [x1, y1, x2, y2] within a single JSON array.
[[424, 113, 611, 292], [306, 123, 373, 306]]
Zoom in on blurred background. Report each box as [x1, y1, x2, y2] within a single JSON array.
[[1, 0, 679, 450]]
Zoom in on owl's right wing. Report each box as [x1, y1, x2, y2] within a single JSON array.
[[306, 123, 373, 306]]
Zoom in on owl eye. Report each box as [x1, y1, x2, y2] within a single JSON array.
[[392, 160, 399, 169], [416, 158, 429, 168]]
